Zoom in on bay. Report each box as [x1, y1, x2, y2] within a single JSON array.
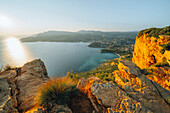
[[0, 37, 119, 76]]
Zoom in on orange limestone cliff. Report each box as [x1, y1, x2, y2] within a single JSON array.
[[133, 34, 170, 69], [132, 26, 170, 90]]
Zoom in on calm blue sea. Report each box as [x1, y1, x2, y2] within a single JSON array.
[[0, 37, 119, 76]]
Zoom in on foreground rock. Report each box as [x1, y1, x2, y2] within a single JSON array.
[[0, 59, 49, 113], [78, 60, 170, 113], [1, 59, 170, 113], [0, 70, 18, 113]]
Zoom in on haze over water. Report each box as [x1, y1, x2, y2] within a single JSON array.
[[0, 37, 118, 76]]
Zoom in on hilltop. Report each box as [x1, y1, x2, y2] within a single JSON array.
[[20, 30, 137, 42]]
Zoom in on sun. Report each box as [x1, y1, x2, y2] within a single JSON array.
[[0, 14, 13, 29]]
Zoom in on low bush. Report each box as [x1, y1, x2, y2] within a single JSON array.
[[151, 61, 169, 67], [0, 65, 13, 72], [137, 26, 170, 38], [37, 77, 78, 110], [160, 42, 170, 54], [141, 68, 152, 75]]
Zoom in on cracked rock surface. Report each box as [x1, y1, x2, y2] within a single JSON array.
[[0, 59, 49, 113]]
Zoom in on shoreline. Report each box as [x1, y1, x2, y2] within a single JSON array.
[[99, 49, 121, 58]]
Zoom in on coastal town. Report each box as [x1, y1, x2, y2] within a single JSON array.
[[88, 38, 135, 60]]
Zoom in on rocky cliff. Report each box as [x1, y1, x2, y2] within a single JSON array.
[[77, 60, 170, 113], [133, 34, 170, 69], [132, 26, 170, 91], [0, 59, 49, 113]]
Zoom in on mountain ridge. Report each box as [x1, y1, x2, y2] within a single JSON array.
[[20, 30, 138, 42]]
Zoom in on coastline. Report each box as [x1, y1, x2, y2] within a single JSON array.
[[99, 49, 121, 58]]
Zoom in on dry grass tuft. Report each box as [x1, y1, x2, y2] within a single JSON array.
[[37, 77, 78, 109]]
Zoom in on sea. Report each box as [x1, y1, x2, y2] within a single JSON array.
[[0, 37, 119, 76]]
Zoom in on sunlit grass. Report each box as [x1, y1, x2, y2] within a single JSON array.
[[37, 77, 78, 109], [0, 64, 14, 72]]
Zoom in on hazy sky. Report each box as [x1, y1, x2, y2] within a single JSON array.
[[0, 0, 170, 36]]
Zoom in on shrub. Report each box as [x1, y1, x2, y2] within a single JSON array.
[[163, 42, 170, 51], [3, 65, 12, 71], [160, 42, 170, 54], [160, 49, 165, 54], [141, 68, 152, 75], [137, 26, 170, 38], [37, 77, 78, 109], [151, 61, 169, 67], [122, 78, 129, 83]]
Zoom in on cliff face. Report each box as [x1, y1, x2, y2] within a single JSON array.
[[132, 27, 170, 91], [133, 34, 170, 69]]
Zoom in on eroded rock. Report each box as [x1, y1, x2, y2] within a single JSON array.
[[133, 35, 170, 69], [78, 60, 170, 113], [0, 70, 18, 113], [0, 59, 49, 113]]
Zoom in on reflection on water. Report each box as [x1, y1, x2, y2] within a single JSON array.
[[0, 39, 118, 76], [5, 37, 31, 66], [6, 38, 25, 59]]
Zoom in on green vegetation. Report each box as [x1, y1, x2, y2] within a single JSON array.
[[122, 78, 129, 83], [122, 54, 133, 61], [67, 59, 119, 82], [141, 58, 169, 75], [100, 47, 133, 61], [37, 78, 78, 111], [160, 42, 170, 54], [137, 26, 170, 38], [100, 48, 132, 56], [151, 61, 169, 67], [3, 65, 12, 71], [141, 68, 153, 75], [0, 64, 13, 72], [88, 42, 110, 48]]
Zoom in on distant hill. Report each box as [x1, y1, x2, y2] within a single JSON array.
[[20, 30, 138, 42]]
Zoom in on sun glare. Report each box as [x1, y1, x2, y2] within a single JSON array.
[[5, 38, 25, 59]]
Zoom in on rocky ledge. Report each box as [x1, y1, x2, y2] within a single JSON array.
[[0, 59, 49, 113], [77, 60, 170, 113], [0, 59, 170, 113]]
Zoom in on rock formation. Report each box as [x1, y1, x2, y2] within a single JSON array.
[[0, 59, 170, 113], [0, 59, 49, 113], [133, 34, 170, 69], [78, 60, 170, 113], [132, 30, 170, 91]]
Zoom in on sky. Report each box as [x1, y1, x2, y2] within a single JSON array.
[[0, 0, 170, 36]]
